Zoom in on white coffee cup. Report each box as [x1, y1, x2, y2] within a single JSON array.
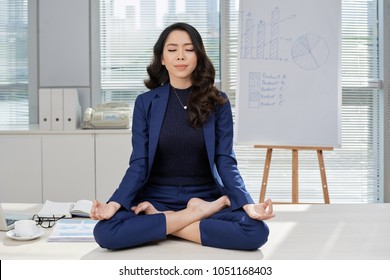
[[13, 220, 38, 237]]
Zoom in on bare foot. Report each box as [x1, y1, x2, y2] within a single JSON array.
[[187, 195, 230, 219]]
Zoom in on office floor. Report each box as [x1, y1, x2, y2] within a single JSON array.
[[1, 203, 390, 260]]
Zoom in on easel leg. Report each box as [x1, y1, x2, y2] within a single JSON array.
[[317, 150, 330, 204], [259, 148, 272, 203], [292, 149, 299, 203]]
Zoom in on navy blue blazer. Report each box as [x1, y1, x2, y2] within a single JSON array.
[[109, 83, 254, 210]]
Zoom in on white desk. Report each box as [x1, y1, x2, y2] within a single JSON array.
[[1, 203, 390, 260]]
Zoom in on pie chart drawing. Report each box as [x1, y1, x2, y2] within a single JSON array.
[[291, 33, 329, 70]]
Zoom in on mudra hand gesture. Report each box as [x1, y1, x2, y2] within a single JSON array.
[[90, 200, 120, 220], [243, 199, 275, 220]]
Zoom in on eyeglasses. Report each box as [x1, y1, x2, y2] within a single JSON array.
[[32, 214, 66, 228]]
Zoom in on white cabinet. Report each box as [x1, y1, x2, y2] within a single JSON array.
[[95, 132, 132, 202], [0, 128, 131, 203], [0, 136, 42, 203], [42, 134, 95, 202]]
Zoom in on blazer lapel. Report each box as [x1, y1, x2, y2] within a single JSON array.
[[203, 113, 216, 172], [148, 83, 170, 172]]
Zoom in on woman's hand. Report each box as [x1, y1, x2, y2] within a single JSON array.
[[90, 200, 120, 220], [131, 201, 159, 215], [243, 199, 275, 221]]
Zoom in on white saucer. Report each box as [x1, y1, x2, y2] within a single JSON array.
[[6, 227, 44, 241]]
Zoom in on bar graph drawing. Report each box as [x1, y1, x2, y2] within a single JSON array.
[[240, 7, 295, 62], [240, 6, 329, 71]]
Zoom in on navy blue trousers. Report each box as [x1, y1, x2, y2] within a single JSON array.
[[93, 183, 270, 251]]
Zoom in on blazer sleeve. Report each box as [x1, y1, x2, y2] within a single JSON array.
[[214, 94, 254, 210], [107, 94, 150, 210]]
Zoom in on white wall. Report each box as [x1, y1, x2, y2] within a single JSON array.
[[39, 0, 89, 87]]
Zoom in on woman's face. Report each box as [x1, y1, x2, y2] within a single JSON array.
[[161, 30, 198, 88]]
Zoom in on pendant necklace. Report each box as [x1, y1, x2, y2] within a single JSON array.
[[172, 87, 188, 110]]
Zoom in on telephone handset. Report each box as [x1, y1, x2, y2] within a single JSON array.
[[83, 108, 93, 123], [82, 103, 130, 129]]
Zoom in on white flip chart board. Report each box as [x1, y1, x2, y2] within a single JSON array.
[[235, 0, 341, 147]]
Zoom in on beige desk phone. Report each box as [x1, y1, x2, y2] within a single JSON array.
[[82, 102, 130, 129]]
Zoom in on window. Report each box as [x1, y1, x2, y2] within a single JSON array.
[[99, 0, 220, 107], [0, 0, 29, 127], [100, 0, 383, 203]]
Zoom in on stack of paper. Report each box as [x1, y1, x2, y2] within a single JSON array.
[[48, 219, 98, 242]]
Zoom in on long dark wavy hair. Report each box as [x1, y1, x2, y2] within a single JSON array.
[[144, 22, 226, 128]]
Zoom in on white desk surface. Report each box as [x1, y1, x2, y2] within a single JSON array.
[[1, 203, 390, 260]]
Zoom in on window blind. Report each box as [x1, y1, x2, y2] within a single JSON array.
[[0, 0, 29, 127], [99, 0, 220, 107], [384, 0, 390, 202]]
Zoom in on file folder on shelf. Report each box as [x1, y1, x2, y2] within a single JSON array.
[[63, 88, 81, 130], [51, 89, 64, 131], [39, 88, 52, 130]]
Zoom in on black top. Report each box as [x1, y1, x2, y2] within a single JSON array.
[[148, 87, 213, 186]]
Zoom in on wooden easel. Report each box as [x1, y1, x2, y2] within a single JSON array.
[[255, 145, 333, 204]]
